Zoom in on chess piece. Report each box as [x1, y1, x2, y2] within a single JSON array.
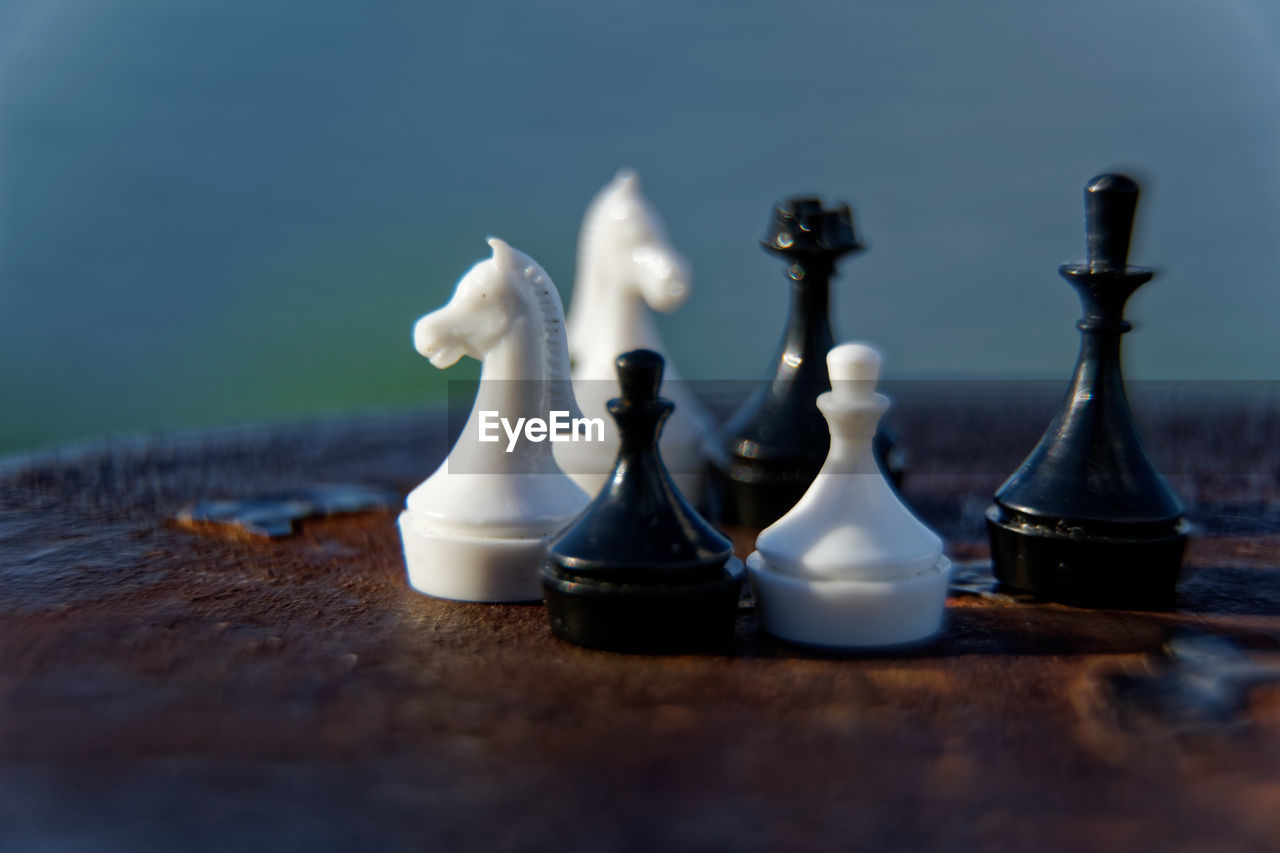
[[560, 169, 715, 506], [746, 343, 950, 648], [707, 196, 890, 528], [399, 238, 590, 602], [542, 349, 743, 652], [986, 174, 1189, 609]]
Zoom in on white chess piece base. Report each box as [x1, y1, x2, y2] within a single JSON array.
[[746, 552, 952, 648], [399, 510, 548, 603]]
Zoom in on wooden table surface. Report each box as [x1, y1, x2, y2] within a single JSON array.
[[1, 385, 1278, 852]]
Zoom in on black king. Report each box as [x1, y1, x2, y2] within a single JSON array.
[[986, 174, 1190, 609]]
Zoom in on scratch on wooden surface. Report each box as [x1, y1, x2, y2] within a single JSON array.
[[173, 484, 401, 538]]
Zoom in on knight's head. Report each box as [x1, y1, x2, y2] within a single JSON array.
[[413, 238, 525, 368], [600, 169, 691, 313]]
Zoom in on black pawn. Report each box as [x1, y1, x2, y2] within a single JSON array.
[[542, 349, 743, 652], [986, 174, 1189, 609], [706, 196, 895, 528]]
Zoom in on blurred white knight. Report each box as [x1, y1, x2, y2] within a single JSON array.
[[560, 169, 713, 503]]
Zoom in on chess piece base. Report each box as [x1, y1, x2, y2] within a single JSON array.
[[705, 457, 816, 529], [541, 558, 744, 653], [746, 553, 951, 648], [986, 505, 1189, 609], [399, 510, 546, 602]]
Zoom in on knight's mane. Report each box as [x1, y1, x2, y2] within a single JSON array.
[[515, 259, 583, 420]]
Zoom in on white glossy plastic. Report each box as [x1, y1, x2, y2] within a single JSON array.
[[746, 343, 951, 647], [399, 238, 589, 602], [559, 169, 714, 504]]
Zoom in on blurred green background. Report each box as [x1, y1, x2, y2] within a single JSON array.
[[2, 0, 1279, 455]]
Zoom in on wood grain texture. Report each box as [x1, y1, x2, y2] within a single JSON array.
[[1, 388, 1278, 852]]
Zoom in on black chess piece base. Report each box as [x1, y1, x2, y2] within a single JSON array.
[[541, 559, 744, 653], [986, 506, 1189, 609], [706, 427, 902, 529], [704, 457, 813, 531]]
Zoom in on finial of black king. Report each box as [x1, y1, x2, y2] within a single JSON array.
[[986, 174, 1189, 609], [542, 350, 743, 652], [706, 196, 897, 528]]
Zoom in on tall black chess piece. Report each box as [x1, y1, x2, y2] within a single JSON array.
[[542, 349, 743, 652], [706, 197, 895, 528], [986, 174, 1189, 609]]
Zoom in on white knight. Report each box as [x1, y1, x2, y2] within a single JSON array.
[[560, 169, 713, 504], [400, 238, 589, 602]]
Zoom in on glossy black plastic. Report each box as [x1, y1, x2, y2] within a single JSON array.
[[986, 174, 1189, 608], [706, 197, 882, 528], [542, 349, 742, 652]]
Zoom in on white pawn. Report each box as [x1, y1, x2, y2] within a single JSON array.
[[559, 169, 714, 505], [399, 238, 589, 602], [746, 343, 951, 647]]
